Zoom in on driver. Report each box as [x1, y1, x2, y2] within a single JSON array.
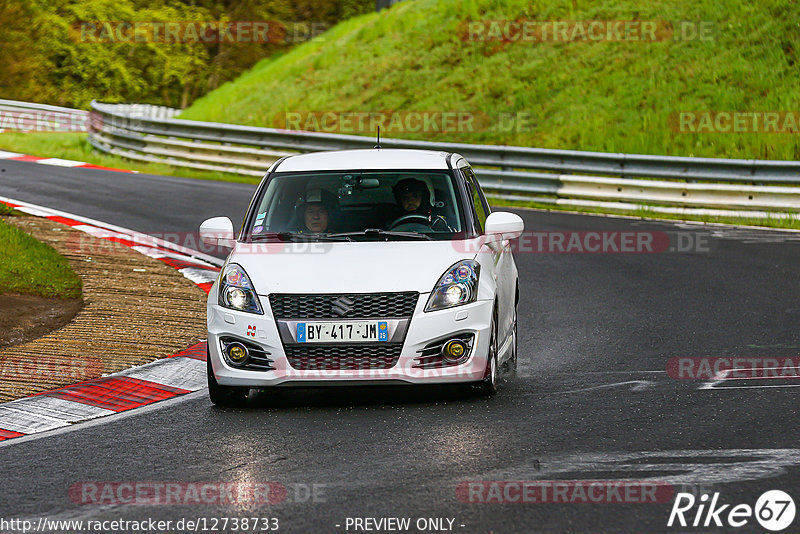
[[393, 177, 432, 217], [387, 177, 450, 230], [296, 188, 338, 234]]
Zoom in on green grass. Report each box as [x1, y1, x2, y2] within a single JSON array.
[[5, 0, 800, 232], [0, 133, 259, 185], [489, 196, 800, 230], [0, 218, 83, 299], [180, 0, 800, 161]]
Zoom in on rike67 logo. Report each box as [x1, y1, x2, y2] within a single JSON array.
[[668, 490, 795, 531]]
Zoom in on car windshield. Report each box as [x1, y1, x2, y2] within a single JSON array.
[[247, 170, 464, 241]]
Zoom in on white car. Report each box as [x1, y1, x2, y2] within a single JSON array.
[[200, 148, 523, 406]]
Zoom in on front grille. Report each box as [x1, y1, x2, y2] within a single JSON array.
[[269, 292, 419, 319], [285, 344, 402, 370]]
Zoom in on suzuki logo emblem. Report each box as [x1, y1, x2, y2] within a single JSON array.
[[331, 296, 354, 317]]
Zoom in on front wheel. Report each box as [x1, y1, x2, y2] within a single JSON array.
[[207, 349, 249, 407], [504, 314, 518, 379], [476, 311, 499, 396]]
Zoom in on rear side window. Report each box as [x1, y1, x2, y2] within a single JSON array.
[[463, 167, 490, 233]]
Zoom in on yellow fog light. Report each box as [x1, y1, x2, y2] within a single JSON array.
[[227, 343, 249, 365], [442, 339, 466, 362]]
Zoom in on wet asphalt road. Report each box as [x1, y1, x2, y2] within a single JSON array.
[[1, 160, 800, 533]]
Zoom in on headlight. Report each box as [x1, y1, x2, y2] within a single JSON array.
[[218, 263, 263, 314], [425, 260, 480, 312]]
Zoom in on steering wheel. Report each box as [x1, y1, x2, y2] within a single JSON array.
[[388, 214, 432, 230]]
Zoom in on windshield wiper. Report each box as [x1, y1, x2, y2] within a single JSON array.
[[327, 229, 433, 241], [250, 232, 309, 242], [249, 232, 352, 242]]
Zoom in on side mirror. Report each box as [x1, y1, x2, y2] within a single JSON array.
[[484, 212, 524, 241], [200, 217, 235, 248]]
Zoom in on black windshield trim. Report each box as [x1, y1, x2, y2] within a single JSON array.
[[241, 168, 469, 242]]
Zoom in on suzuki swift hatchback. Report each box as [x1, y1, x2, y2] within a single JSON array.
[[200, 149, 523, 406]]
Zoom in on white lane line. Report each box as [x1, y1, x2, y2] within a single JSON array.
[[699, 367, 800, 390], [12, 206, 55, 218], [0, 195, 223, 267], [71, 225, 220, 269], [179, 266, 220, 284], [478, 449, 800, 486], [705, 384, 800, 390], [71, 224, 132, 240], [0, 406, 72, 433], [557, 380, 655, 394], [116, 357, 207, 391], [0, 353, 209, 435], [35, 158, 86, 167], [521, 380, 656, 395], [0, 196, 218, 441], [130, 245, 168, 259], [4, 396, 114, 422], [712, 374, 800, 381], [0, 150, 24, 159], [551, 370, 667, 375], [0, 391, 207, 448], [699, 369, 731, 389]]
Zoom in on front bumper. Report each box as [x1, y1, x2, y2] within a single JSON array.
[[207, 291, 493, 387]]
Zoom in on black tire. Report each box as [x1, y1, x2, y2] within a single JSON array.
[[477, 309, 499, 396], [505, 314, 518, 379], [207, 349, 249, 407], [509, 282, 519, 377]]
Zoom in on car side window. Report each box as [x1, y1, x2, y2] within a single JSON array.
[[463, 167, 488, 233]]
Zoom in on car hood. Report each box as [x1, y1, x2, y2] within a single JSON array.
[[229, 239, 480, 295]]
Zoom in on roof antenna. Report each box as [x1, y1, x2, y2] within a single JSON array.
[[374, 126, 381, 149]]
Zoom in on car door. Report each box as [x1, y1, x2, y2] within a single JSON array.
[[463, 167, 515, 350]]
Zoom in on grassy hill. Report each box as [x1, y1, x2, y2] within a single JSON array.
[[179, 0, 800, 160], [0, 0, 371, 109]]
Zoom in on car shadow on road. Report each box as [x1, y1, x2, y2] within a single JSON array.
[[218, 382, 511, 410]]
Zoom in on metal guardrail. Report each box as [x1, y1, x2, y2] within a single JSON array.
[[92, 103, 180, 120], [87, 101, 800, 214], [6, 99, 799, 215]]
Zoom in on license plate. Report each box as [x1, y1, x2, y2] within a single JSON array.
[[296, 321, 388, 343]]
